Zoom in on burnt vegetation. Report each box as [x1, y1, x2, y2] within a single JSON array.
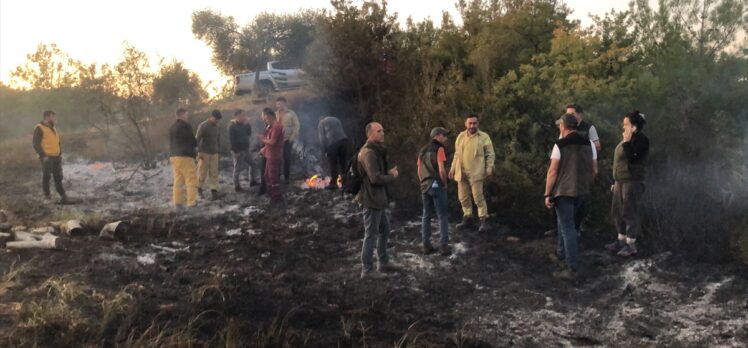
[[1, 0, 748, 346]]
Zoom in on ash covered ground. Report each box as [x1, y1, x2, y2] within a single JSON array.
[[0, 158, 746, 347]]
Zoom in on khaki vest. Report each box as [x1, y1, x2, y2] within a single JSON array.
[[36, 123, 61, 156]]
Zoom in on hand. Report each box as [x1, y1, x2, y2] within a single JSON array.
[[39, 156, 48, 164], [623, 127, 633, 142], [448, 169, 455, 180], [486, 167, 494, 177], [610, 184, 615, 193], [388, 166, 399, 178], [545, 196, 554, 209]]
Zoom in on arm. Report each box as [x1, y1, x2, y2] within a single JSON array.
[[228, 125, 239, 153], [483, 135, 496, 175], [180, 123, 197, 150], [622, 135, 649, 163], [449, 134, 462, 176], [589, 125, 601, 151], [33, 126, 45, 158], [290, 113, 300, 141], [591, 140, 598, 178], [544, 159, 559, 207], [261, 124, 283, 146], [438, 159, 447, 185], [360, 150, 396, 185]]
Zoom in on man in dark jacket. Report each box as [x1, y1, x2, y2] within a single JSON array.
[[229, 109, 254, 192], [544, 114, 597, 280], [605, 110, 650, 257], [169, 108, 198, 209], [417, 127, 451, 255], [317, 116, 349, 190], [356, 122, 400, 279], [33, 110, 68, 203]]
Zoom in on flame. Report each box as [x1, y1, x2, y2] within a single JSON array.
[[306, 174, 320, 188], [337, 175, 342, 188], [304, 174, 333, 189]]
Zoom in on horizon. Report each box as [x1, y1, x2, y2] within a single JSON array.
[[1, 0, 632, 95]]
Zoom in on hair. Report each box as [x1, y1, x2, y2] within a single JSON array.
[[43, 110, 55, 118], [625, 110, 647, 130], [175, 108, 188, 117], [566, 103, 583, 113], [275, 96, 287, 103], [211, 109, 222, 119], [234, 109, 244, 116], [561, 113, 578, 130], [466, 114, 479, 121], [262, 107, 276, 118], [365, 122, 380, 137]]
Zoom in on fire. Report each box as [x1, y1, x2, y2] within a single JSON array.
[[303, 174, 342, 189]]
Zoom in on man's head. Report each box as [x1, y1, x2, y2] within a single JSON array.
[[210, 109, 222, 124], [175, 108, 188, 121], [262, 107, 276, 124], [275, 96, 287, 111], [365, 122, 385, 143], [234, 109, 246, 123], [623, 110, 646, 133], [430, 127, 450, 145], [556, 113, 578, 136], [565, 103, 583, 121], [43, 110, 57, 125], [465, 115, 479, 134]]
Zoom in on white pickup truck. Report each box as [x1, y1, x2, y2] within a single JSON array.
[[234, 61, 307, 96]]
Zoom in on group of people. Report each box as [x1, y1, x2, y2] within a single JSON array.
[[167, 97, 301, 207], [354, 104, 649, 280], [31, 100, 649, 281]]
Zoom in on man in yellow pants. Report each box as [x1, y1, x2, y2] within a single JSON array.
[[449, 114, 495, 232], [169, 108, 198, 210], [196, 109, 222, 200]]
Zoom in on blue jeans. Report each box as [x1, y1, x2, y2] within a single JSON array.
[[421, 185, 449, 246], [361, 207, 390, 273], [554, 196, 582, 271]]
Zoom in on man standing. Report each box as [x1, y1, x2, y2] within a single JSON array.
[[605, 110, 649, 257], [276, 97, 300, 184], [449, 115, 495, 232], [357, 122, 400, 279], [169, 108, 198, 210], [544, 114, 597, 280], [195, 109, 222, 200], [229, 109, 253, 192], [317, 116, 349, 190], [32, 110, 69, 203], [418, 127, 451, 255], [258, 108, 284, 202]]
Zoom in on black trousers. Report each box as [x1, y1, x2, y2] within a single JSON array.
[[282, 140, 293, 182], [41, 156, 65, 197], [258, 156, 267, 194], [326, 139, 349, 182]]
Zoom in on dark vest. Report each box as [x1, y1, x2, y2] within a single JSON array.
[[552, 132, 593, 198], [417, 140, 446, 193], [576, 120, 592, 141], [613, 132, 649, 182]]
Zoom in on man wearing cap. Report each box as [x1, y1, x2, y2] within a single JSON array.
[[33, 110, 69, 204], [417, 127, 451, 255], [196, 109, 222, 201], [544, 114, 598, 280], [169, 108, 199, 210], [449, 115, 495, 233]]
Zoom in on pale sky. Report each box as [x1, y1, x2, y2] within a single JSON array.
[[0, 0, 632, 92]]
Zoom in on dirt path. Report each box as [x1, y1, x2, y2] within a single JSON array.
[[0, 160, 746, 347]]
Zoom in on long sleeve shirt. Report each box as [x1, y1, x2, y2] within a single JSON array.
[[169, 119, 197, 158], [279, 109, 300, 142], [450, 130, 495, 182]]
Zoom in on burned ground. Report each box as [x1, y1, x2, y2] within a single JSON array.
[[0, 158, 746, 347]]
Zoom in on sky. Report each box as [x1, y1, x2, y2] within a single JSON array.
[[0, 0, 633, 93]]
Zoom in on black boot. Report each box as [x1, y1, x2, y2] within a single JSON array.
[[456, 216, 475, 230], [235, 185, 244, 193]]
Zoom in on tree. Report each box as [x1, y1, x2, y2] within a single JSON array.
[[10, 43, 80, 89], [152, 60, 207, 108]]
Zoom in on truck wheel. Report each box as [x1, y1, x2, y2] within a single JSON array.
[[257, 81, 273, 97]]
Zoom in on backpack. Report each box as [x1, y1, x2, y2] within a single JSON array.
[[341, 147, 363, 196]]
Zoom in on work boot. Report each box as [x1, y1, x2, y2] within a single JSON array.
[[43, 194, 52, 202], [59, 195, 70, 205], [440, 244, 452, 256], [553, 269, 578, 281], [360, 271, 387, 280], [456, 216, 475, 230], [235, 185, 244, 193], [377, 262, 402, 273], [211, 190, 221, 201], [422, 244, 436, 255], [478, 219, 489, 233], [605, 240, 625, 252], [617, 243, 638, 257]]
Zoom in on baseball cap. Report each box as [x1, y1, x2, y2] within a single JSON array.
[[430, 127, 450, 137], [556, 113, 578, 128]]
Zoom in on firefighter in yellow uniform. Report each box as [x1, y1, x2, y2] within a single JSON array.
[[449, 114, 495, 232], [169, 108, 199, 209], [32, 110, 69, 203]]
